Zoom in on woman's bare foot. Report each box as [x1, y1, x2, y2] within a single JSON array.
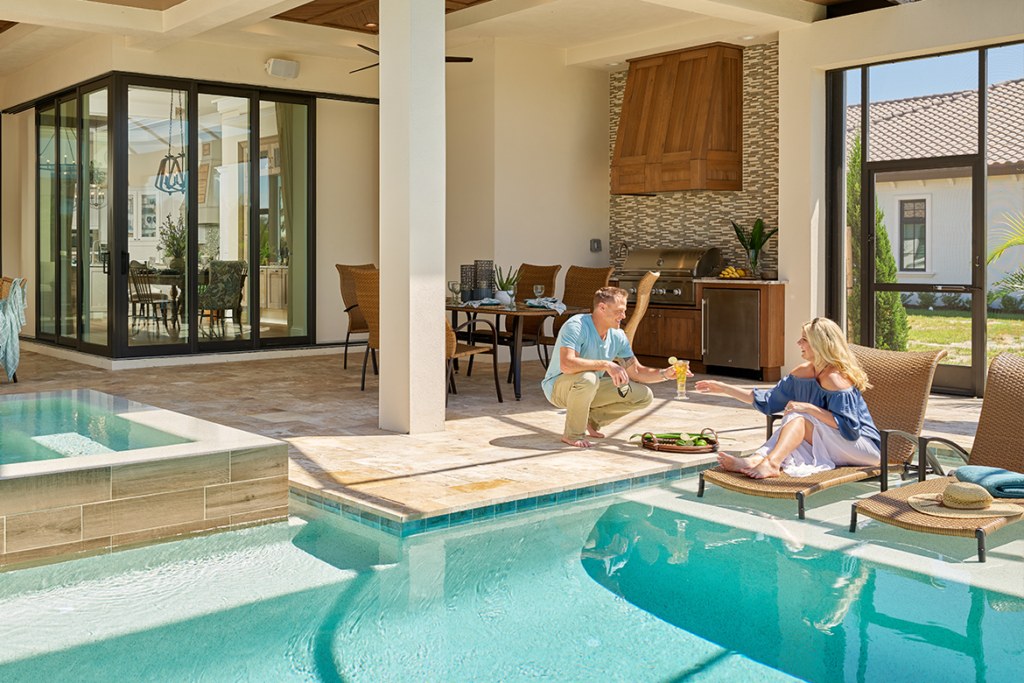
[[586, 424, 605, 439], [562, 435, 593, 448], [742, 458, 781, 479], [718, 452, 763, 472]]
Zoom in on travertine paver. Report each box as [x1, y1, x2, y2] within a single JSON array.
[[5, 348, 982, 521]]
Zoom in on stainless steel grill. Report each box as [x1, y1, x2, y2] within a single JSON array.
[[616, 247, 724, 307]]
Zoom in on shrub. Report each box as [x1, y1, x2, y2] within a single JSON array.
[[940, 293, 964, 310], [900, 293, 914, 307], [999, 293, 1023, 315], [916, 291, 937, 309]]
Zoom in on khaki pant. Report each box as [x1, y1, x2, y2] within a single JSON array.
[[549, 372, 653, 440]]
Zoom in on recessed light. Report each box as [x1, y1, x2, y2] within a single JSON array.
[[366, 23, 377, 28], [607, 62, 621, 66], [741, 35, 758, 41]]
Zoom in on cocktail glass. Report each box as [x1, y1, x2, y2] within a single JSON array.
[[533, 284, 545, 298], [672, 359, 689, 400]]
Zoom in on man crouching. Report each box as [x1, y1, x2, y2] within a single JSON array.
[[541, 286, 687, 447]]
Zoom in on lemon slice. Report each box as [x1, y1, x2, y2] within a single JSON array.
[[668, 356, 678, 364]]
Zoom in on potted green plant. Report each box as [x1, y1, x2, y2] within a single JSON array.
[[157, 213, 188, 271], [493, 265, 522, 306], [731, 218, 778, 277]]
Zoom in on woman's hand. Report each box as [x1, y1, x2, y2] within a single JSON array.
[[695, 379, 725, 394], [783, 401, 816, 415]]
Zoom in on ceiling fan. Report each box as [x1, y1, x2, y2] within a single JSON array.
[[349, 44, 473, 74]]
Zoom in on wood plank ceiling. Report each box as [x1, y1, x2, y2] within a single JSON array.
[[275, 0, 495, 35]]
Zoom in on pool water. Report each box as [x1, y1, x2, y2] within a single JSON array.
[[0, 396, 191, 465], [0, 488, 1020, 682]]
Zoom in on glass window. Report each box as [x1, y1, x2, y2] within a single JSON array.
[[82, 88, 109, 347], [258, 99, 308, 340], [127, 85, 189, 347], [38, 107, 57, 337], [899, 199, 927, 271], [58, 98, 79, 342]]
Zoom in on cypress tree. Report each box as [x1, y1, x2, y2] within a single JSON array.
[[845, 135, 909, 351]]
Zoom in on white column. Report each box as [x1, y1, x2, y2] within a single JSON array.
[[378, 0, 447, 433]]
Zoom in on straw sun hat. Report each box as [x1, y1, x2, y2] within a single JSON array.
[[908, 482, 1024, 519]]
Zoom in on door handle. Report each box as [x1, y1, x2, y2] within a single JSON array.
[[121, 251, 129, 275], [102, 251, 110, 275], [935, 285, 969, 292], [701, 297, 707, 356]]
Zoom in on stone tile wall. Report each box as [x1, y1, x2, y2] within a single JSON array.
[[609, 42, 780, 272], [0, 445, 288, 569]]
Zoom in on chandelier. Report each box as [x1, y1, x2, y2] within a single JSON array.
[[155, 90, 187, 194]]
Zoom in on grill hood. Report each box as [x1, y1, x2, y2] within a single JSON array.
[[619, 247, 723, 277]]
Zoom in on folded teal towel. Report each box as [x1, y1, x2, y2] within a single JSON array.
[[956, 466, 1024, 499]]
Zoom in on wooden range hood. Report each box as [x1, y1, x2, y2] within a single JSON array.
[[611, 43, 742, 194]]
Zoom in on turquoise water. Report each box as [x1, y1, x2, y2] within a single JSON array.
[[0, 490, 1020, 682], [0, 396, 191, 465]]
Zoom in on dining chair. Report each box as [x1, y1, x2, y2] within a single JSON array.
[[538, 265, 615, 366], [336, 263, 377, 369], [446, 317, 502, 405], [351, 268, 380, 391], [128, 261, 172, 333], [196, 260, 248, 338], [622, 270, 660, 347], [490, 264, 562, 380]]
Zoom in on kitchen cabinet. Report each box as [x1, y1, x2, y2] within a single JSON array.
[[627, 305, 701, 361], [612, 43, 742, 194], [260, 266, 289, 310]]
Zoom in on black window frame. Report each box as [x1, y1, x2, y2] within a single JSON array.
[[898, 198, 927, 272]]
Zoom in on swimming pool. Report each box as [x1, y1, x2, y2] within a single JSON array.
[[0, 482, 1019, 682], [0, 394, 191, 465]]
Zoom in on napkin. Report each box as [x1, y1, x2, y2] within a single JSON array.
[[526, 297, 566, 314], [464, 298, 502, 307]]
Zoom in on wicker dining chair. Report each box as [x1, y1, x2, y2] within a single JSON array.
[[538, 265, 615, 365], [699, 345, 947, 519], [351, 268, 380, 391], [446, 317, 503, 405], [622, 271, 660, 347], [850, 352, 1024, 562], [336, 263, 377, 369], [485, 264, 562, 380]]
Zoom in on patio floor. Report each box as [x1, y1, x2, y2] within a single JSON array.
[[4, 347, 988, 530]]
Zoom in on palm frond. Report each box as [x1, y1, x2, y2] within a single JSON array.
[[987, 211, 1024, 264], [992, 268, 1024, 295]]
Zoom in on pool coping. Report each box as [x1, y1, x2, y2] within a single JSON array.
[[288, 460, 719, 538]]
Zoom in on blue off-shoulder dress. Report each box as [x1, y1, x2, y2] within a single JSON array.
[[749, 375, 882, 477]]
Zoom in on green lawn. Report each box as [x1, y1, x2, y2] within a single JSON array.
[[904, 309, 1024, 365]]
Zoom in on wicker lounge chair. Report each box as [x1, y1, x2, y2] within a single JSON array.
[[622, 271, 660, 347], [850, 352, 1024, 562], [698, 345, 947, 519], [446, 317, 503, 405], [538, 265, 614, 366], [336, 263, 377, 369]]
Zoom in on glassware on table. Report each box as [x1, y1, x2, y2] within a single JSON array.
[[668, 356, 689, 400], [448, 281, 462, 305], [533, 284, 545, 298]]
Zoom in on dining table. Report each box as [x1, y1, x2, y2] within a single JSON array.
[[446, 300, 587, 401]]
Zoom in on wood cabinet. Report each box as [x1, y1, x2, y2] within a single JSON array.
[[611, 43, 742, 194], [627, 305, 701, 360], [260, 266, 289, 310]]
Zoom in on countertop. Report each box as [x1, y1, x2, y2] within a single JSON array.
[[694, 278, 788, 285]]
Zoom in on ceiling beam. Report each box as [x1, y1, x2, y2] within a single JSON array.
[[566, 16, 752, 67], [641, 0, 825, 26], [0, 0, 161, 35], [126, 0, 309, 52]]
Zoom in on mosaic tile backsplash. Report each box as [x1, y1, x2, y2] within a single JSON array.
[[608, 42, 780, 272]]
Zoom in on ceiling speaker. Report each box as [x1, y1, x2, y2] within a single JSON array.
[[265, 59, 300, 79]]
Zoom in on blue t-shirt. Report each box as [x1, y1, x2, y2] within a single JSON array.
[[541, 314, 634, 401], [751, 374, 881, 448]]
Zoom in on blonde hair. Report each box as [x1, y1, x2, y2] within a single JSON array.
[[593, 286, 627, 309], [803, 318, 871, 391]]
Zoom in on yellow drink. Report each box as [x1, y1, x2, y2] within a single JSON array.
[[673, 359, 689, 400]]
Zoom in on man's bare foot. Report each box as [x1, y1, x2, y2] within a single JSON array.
[[742, 458, 781, 479], [718, 452, 763, 472], [562, 435, 593, 448], [586, 424, 605, 439]]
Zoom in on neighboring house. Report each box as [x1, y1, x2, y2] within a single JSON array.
[[847, 79, 1024, 305]]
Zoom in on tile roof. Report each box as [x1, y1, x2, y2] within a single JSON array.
[[846, 78, 1024, 167]]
